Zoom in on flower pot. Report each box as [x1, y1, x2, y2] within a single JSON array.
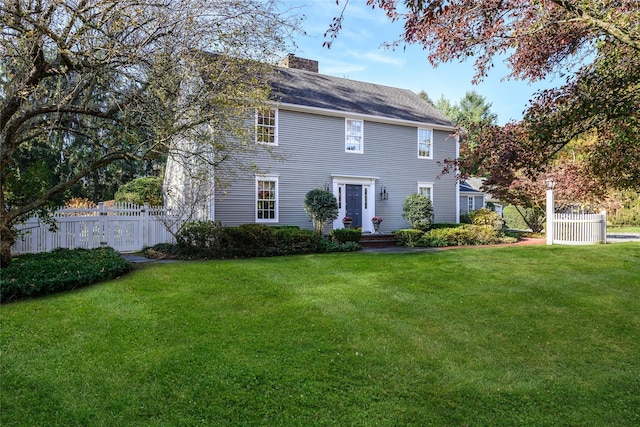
[[343, 221, 352, 229]]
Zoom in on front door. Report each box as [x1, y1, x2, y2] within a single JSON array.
[[345, 185, 363, 228]]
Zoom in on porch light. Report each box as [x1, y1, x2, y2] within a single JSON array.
[[545, 178, 556, 190], [380, 186, 388, 200]]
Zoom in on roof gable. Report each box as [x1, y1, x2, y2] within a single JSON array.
[[271, 67, 455, 128]]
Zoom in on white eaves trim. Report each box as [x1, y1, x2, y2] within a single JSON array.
[[274, 102, 457, 133]]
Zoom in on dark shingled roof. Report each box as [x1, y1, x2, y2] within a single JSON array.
[[271, 67, 455, 128]]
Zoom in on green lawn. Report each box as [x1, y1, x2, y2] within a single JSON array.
[[609, 226, 640, 234], [2, 244, 640, 426]]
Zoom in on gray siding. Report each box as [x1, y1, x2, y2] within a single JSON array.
[[214, 109, 458, 231]]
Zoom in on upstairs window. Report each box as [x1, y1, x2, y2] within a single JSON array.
[[345, 119, 363, 153], [256, 108, 277, 145], [418, 128, 432, 159]]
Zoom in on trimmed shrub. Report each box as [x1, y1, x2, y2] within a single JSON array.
[[394, 229, 424, 247], [0, 247, 130, 302], [175, 220, 220, 255], [430, 223, 464, 229], [418, 225, 505, 247], [303, 189, 339, 234], [174, 222, 323, 259], [320, 239, 361, 253], [469, 208, 505, 232], [330, 228, 362, 244], [402, 194, 434, 231], [273, 228, 323, 255]]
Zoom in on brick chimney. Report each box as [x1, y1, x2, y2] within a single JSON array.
[[279, 54, 319, 73]]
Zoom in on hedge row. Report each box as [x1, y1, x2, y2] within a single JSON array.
[[145, 222, 361, 260], [1, 247, 131, 302], [395, 225, 518, 248]]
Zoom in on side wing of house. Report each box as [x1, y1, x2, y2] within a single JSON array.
[[458, 182, 486, 215]]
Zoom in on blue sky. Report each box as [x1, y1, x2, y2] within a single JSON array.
[[281, 0, 563, 124]]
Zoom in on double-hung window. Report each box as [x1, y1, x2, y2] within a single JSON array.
[[256, 108, 277, 145], [418, 182, 433, 201], [468, 196, 475, 212], [418, 128, 433, 159], [345, 119, 363, 153], [256, 176, 278, 222]]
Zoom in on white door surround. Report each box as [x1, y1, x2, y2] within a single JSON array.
[[331, 174, 378, 233]]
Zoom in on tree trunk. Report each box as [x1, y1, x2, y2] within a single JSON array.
[[0, 218, 16, 267]]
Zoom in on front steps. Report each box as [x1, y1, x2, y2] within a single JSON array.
[[359, 233, 398, 248]]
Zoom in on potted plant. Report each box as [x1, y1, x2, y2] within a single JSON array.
[[342, 216, 353, 229], [371, 216, 383, 233]]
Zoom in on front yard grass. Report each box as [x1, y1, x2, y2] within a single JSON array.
[[2, 244, 639, 425]]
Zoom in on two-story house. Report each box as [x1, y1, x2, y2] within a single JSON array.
[[164, 54, 459, 234]]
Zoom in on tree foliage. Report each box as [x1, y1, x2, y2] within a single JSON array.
[[328, 1, 639, 193], [114, 177, 163, 206], [0, 0, 298, 266]]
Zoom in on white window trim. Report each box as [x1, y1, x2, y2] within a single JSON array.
[[255, 108, 278, 146], [417, 128, 433, 159], [255, 175, 279, 223], [468, 196, 475, 212], [417, 182, 434, 203], [345, 118, 364, 153]]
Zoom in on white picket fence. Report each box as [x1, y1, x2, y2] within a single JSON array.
[[552, 211, 607, 245], [11, 203, 183, 255]]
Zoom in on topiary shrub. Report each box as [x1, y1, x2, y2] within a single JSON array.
[[303, 189, 339, 234], [402, 194, 434, 231]]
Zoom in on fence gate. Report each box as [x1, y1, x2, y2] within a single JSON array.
[[552, 211, 607, 245], [11, 203, 182, 255]]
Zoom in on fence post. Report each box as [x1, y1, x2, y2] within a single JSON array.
[[141, 204, 149, 250], [545, 181, 555, 245], [601, 210, 607, 245]]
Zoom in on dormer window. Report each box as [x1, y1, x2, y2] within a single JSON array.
[[345, 119, 363, 153], [256, 108, 278, 145]]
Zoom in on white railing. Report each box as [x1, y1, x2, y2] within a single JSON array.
[[11, 203, 184, 255], [553, 211, 607, 245]]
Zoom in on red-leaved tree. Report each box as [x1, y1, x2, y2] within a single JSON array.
[[327, 1, 640, 193]]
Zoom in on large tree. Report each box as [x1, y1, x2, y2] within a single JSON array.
[[0, 0, 298, 266], [327, 0, 639, 190]]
